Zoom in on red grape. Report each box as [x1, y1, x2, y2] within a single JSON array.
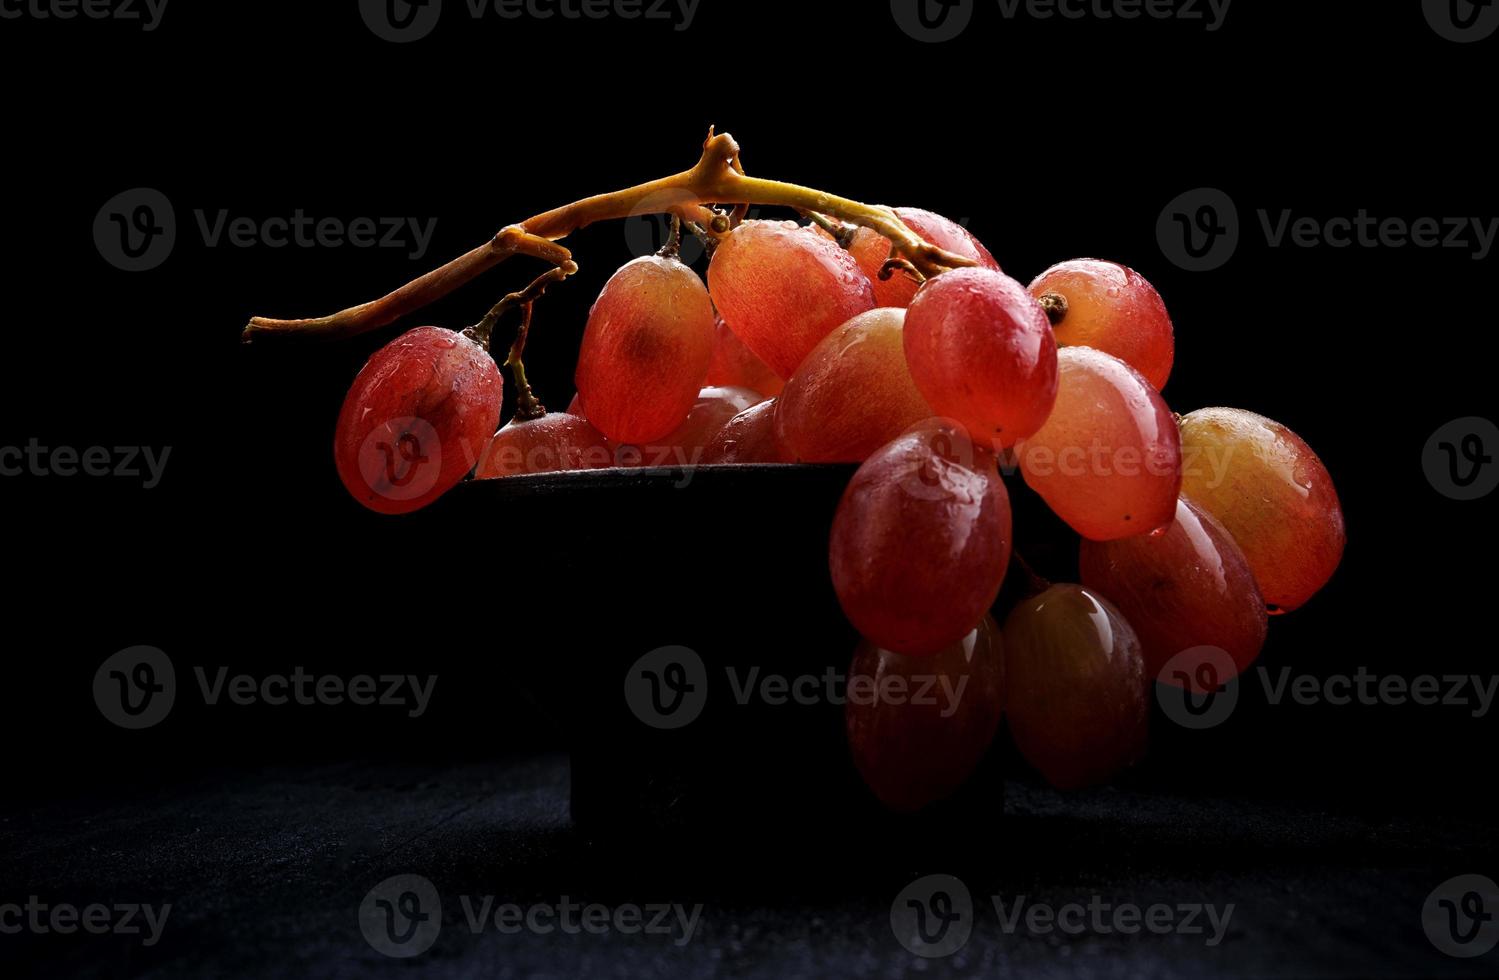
[[1019, 347, 1181, 540], [574, 255, 716, 445], [702, 399, 794, 464], [618, 385, 763, 467], [704, 315, 784, 397], [903, 268, 1058, 449], [829, 422, 1011, 657], [1029, 259, 1175, 390], [1003, 584, 1148, 790], [707, 219, 875, 378], [845, 615, 1006, 812], [774, 308, 933, 463], [334, 326, 502, 515], [1079, 496, 1267, 683], [475, 412, 613, 479], [842, 207, 1001, 308], [1178, 407, 1345, 611]]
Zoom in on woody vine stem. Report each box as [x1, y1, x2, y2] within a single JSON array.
[[240, 129, 979, 355]]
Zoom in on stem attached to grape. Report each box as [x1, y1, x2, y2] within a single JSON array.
[[1036, 292, 1069, 327], [240, 130, 978, 343]]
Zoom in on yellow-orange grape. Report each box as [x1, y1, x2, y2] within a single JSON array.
[[1003, 584, 1148, 790], [1019, 347, 1181, 540], [903, 267, 1058, 450], [1178, 407, 1345, 612], [475, 412, 613, 479], [845, 616, 1006, 812], [574, 255, 715, 445], [774, 308, 933, 463], [702, 400, 794, 464], [1029, 259, 1175, 390], [707, 220, 875, 378], [704, 315, 783, 397]]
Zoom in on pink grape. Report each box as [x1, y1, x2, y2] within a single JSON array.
[[829, 422, 1012, 657], [903, 267, 1058, 449], [334, 326, 502, 515], [1019, 347, 1181, 540], [702, 399, 794, 464], [707, 219, 875, 378], [475, 412, 613, 479], [1029, 259, 1175, 390], [574, 255, 716, 445]]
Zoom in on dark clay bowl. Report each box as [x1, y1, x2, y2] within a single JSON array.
[[460, 463, 1020, 842]]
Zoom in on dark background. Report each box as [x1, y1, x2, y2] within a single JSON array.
[[2, 1, 1495, 976]]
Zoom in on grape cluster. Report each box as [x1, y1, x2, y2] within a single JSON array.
[[331, 208, 1345, 809]]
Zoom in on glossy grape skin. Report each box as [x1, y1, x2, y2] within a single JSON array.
[[1003, 585, 1149, 790], [1080, 496, 1267, 683], [705, 315, 783, 397], [334, 326, 502, 515], [1019, 347, 1181, 541], [829, 423, 1012, 657], [1178, 408, 1345, 612], [903, 268, 1058, 450], [702, 399, 794, 464], [845, 615, 1006, 812], [621, 386, 763, 467], [1029, 259, 1175, 390], [844, 208, 1001, 308], [774, 308, 933, 463], [707, 220, 876, 378], [574, 255, 716, 445], [475, 412, 613, 479]]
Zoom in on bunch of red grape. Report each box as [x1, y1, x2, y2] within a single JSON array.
[[331, 211, 1345, 810]]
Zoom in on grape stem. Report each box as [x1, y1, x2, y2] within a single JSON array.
[[240, 129, 978, 343], [462, 261, 575, 421], [1036, 292, 1069, 326]]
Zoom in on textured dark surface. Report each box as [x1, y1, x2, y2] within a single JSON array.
[[3, 756, 1495, 979]]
